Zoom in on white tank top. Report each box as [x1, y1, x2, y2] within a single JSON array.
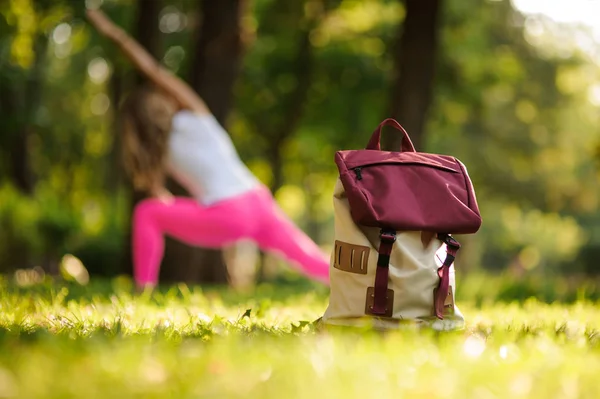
[[166, 111, 259, 205]]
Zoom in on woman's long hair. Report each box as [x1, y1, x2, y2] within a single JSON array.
[[120, 86, 177, 193]]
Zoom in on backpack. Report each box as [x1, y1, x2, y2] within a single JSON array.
[[321, 119, 481, 330]]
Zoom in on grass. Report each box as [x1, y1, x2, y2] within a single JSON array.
[[1, 275, 600, 398]]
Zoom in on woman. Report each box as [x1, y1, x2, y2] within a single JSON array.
[[86, 9, 329, 289]]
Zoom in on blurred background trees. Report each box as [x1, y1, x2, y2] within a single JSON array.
[[1, 0, 600, 286]]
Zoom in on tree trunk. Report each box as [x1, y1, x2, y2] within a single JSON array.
[[135, 0, 163, 85], [0, 85, 15, 181], [386, 0, 442, 152], [119, 0, 163, 277], [9, 109, 31, 194], [107, 64, 125, 193], [9, 35, 46, 195], [189, 0, 248, 123]]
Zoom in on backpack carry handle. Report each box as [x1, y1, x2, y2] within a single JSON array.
[[366, 118, 416, 152]]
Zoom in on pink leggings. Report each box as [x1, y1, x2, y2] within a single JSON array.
[[132, 186, 329, 286]]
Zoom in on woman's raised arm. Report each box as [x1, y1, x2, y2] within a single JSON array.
[[86, 8, 209, 114]]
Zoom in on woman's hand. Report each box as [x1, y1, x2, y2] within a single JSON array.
[[151, 186, 175, 205]]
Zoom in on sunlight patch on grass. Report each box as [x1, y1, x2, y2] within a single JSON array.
[[0, 280, 599, 398]]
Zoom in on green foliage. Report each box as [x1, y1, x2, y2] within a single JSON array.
[[426, 0, 600, 275], [0, 182, 126, 275], [1, 0, 600, 279], [0, 279, 600, 398], [0, 184, 77, 267]]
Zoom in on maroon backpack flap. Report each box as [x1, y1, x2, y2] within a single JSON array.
[[335, 118, 481, 234]]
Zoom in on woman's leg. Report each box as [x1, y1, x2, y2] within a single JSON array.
[[132, 197, 253, 287], [252, 189, 330, 284]]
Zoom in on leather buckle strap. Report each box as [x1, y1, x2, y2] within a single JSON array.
[[370, 229, 396, 316], [434, 233, 461, 319]]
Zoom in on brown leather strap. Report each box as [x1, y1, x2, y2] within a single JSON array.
[[333, 241, 370, 274], [434, 234, 460, 319], [371, 229, 396, 315]]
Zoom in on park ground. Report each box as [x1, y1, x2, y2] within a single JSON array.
[[0, 274, 600, 398]]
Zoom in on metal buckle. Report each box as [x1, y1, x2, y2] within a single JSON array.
[[437, 233, 460, 249], [380, 229, 397, 242]]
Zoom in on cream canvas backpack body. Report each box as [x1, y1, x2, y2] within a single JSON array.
[[321, 119, 481, 330]]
